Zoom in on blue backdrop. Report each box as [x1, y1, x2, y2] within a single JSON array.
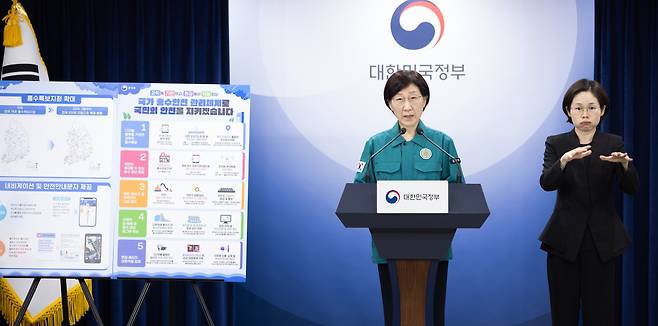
[[229, 0, 594, 325]]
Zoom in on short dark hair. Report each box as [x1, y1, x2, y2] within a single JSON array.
[[383, 70, 430, 110], [562, 79, 609, 124]]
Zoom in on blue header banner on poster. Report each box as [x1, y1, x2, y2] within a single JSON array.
[[0, 105, 46, 115], [0, 181, 106, 192], [22, 94, 82, 104]]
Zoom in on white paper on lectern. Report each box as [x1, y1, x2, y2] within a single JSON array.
[[377, 180, 448, 214]]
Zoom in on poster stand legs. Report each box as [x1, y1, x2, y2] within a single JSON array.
[[77, 278, 104, 325], [13, 278, 40, 326], [191, 281, 215, 326], [127, 280, 216, 326], [10, 277, 104, 326], [60, 279, 70, 326], [126, 280, 151, 326]]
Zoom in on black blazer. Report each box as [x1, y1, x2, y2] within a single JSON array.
[[539, 130, 639, 262]]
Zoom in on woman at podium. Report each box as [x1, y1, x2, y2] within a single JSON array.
[[539, 79, 639, 326], [354, 70, 461, 326]]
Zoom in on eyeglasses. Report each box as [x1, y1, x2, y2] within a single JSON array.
[[390, 95, 424, 108], [570, 106, 601, 113]]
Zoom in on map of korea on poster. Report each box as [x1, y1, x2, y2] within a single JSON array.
[[0, 82, 250, 281]]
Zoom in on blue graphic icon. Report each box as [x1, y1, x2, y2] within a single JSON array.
[[0, 203, 6, 221], [386, 190, 400, 204], [391, 0, 445, 50], [154, 213, 170, 222]]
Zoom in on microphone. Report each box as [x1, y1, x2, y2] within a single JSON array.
[[416, 127, 464, 184], [364, 127, 406, 183]]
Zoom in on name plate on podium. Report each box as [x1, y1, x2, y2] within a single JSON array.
[[377, 180, 449, 214]]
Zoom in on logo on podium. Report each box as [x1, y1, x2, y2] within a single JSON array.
[[385, 190, 400, 204]]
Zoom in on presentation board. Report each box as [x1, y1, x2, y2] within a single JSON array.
[[0, 81, 249, 281]]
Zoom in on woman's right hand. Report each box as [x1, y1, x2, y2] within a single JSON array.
[[559, 145, 592, 169]]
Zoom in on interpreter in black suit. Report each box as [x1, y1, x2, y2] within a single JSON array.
[[539, 79, 639, 326]]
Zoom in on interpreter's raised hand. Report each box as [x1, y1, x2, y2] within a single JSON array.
[[599, 152, 632, 163], [559, 145, 592, 169], [600, 152, 632, 170]]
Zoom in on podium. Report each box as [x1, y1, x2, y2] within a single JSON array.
[[335, 183, 489, 326]]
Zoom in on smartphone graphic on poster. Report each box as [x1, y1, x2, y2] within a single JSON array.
[[84, 233, 102, 264], [79, 197, 97, 227]]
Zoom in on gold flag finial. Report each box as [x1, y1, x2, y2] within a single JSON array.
[[2, 0, 22, 46]]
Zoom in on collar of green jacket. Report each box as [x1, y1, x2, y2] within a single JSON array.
[[385, 120, 433, 148]]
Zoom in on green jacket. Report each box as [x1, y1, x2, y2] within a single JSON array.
[[354, 121, 461, 263]]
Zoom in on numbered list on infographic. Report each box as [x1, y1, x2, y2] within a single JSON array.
[[114, 84, 249, 281]]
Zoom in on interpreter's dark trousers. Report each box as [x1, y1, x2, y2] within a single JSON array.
[[547, 248, 619, 326]]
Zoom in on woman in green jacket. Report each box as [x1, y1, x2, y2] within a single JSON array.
[[354, 70, 461, 326]]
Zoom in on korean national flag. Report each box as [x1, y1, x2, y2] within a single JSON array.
[[0, 3, 93, 325], [1, 2, 49, 81]]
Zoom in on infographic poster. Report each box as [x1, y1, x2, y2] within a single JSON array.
[[112, 84, 249, 281], [0, 83, 115, 277], [0, 82, 250, 281]]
